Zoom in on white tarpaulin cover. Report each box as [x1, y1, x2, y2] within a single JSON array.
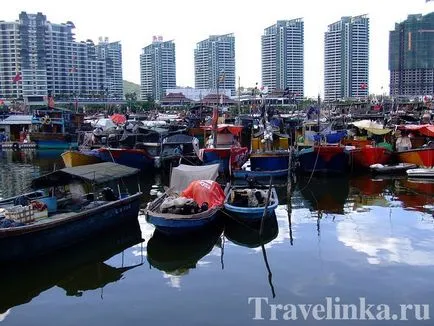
[[170, 164, 220, 194], [351, 120, 391, 135]]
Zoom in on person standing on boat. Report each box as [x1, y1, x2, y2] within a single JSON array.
[[395, 130, 412, 152]]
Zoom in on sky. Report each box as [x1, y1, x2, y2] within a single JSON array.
[[3, 0, 434, 97]]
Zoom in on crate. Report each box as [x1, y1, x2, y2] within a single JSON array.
[[34, 209, 48, 220], [4, 205, 35, 224]]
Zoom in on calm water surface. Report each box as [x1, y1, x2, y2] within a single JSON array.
[[0, 149, 434, 325]]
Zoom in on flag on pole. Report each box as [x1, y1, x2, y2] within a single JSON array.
[[12, 72, 22, 83], [218, 72, 225, 83], [360, 83, 368, 90]]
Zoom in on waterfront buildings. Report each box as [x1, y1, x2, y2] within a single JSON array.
[[261, 19, 304, 100], [324, 15, 369, 101], [194, 34, 236, 96], [140, 37, 176, 102], [0, 11, 123, 103], [389, 13, 434, 97]]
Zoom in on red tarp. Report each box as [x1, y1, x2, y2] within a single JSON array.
[[201, 124, 243, 135], [181, 180, 225, 208], [399, 124, 434, 137]]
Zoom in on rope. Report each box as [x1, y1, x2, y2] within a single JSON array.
[[299, 145, 321, 192]]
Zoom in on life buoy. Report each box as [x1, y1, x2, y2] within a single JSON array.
[[12, 142, 19, 150], [41, 115, 51, 125]]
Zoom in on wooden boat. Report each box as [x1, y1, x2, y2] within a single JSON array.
[[370, 163, 418, 174], [96, 147, 155, 169], [297, 145, 348, 174], [0, 162, 142, 263], [396, 148, 434, 168], [145, 164, 224, 235], [349, 145, 392, 169], [61, 150, 101, 168], [160, 134, 201, 170], [407, 168, 434, 178], [224, 185, 279, 220]]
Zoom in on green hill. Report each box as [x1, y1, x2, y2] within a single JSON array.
[[123, 80, 141, 99]]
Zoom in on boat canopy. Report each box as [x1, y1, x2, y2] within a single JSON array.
[[253, 130, 290, 138], [398, 124, 434, 137], [163, 134, 196, 144], [351, 120, 392, 135], [169, 164, 219, 194], [31, 162, 139, 188]]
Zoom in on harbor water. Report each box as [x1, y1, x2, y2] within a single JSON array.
[[0, 149, 433, 325]]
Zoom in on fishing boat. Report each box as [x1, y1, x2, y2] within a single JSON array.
[[344, 120, 393, 169], [96, 147, 155, 170], [30, 108, 84, 149], [61, 150, 102, 168], [395, 124, 434, 168], [145, 164, 224, 235], [0, 162, 142, 263], [224, 183, 279, 220], [160, 134, 201, 171], [200, 123, 248, 174], [370, 163, 417, 174], [297, 145, 348, 174]]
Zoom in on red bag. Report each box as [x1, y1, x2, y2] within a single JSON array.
[[181, 180, 225, 208]]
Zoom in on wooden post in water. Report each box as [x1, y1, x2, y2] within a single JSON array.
[[287, 146, 294, 245]]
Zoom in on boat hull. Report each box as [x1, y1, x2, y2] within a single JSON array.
[[97, 148, 155, 169], [397, 148, 434, 168], [224, 188, 279, 220], [233, 168, 288, 179], [145, 207, 221, 235], [297, 146, 348, 174], [350, 146, 392, 169], [61, 150, 101, 168], [249, 152, 290, 171], [0, 194, 142, 263]]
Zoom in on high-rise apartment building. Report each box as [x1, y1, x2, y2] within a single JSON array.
[[0, 12, 123, 102], [194, 34, 236, 96], [324, 15, 369, 101], [261, 19, 304, 99], [389, 13, 434, 96], [140, 38, 176, 101]]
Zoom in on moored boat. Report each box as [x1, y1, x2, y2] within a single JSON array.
[[396, 148, 434, 168], [145, 164, 224, 235], [224, 184, 279, 220], [61, 150, 102, 168], [96, 147, 155, 169], [370, 163, 418, 174], [349, 145, 392, 169], [407, 168, 434, 178], [297, 145, 348, 174], [0, 162, 142, 263]]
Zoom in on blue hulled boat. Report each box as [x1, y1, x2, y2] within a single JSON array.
[[297, 145, 349, 174], [145, 164, 224, 235], [224, 185, 279, 220], [0, 162, 142, 263]]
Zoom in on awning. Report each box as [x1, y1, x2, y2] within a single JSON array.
[[351, 120, 391, 135], [31, 162, 139, 188], [399, 124, 434, 137]]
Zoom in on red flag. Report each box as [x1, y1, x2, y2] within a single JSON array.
[[360, 83, 368, 90], [12, 72, 22, 83], [48, 96, 55, 109]]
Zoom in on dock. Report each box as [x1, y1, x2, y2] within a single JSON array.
[[0, 142, 38, 150]]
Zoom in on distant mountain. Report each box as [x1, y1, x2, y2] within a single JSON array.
[[123, 80, 140, 99]]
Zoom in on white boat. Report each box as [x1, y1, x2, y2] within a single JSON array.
[[407, 168, 434, 178], [370, 163, 417, 174]]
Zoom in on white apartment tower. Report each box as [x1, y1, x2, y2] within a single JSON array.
[[194, 34, 236, 96], [324, 15, 369, 101], [0, 12, 123, 102], [140, 38, 176, 101], [261, 19, 304, 99]]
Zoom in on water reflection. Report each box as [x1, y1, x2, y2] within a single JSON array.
[[147, 223, 223, 275], [0, 219, 143, 314]]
